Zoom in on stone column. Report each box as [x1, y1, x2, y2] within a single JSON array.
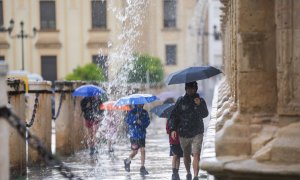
[[55, 81, 75, 155], [7, 79, 26, 177], [269, 0, 300, 163], [216, 0, 277, 156], [27, 81, 52, 166], [201, 0, 300, 179], [0, 63, 9, 180]]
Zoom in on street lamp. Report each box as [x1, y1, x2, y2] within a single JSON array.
[[4, 19, 37, 70], [197, 24, 221, 40], [0, 19, 14, 34]]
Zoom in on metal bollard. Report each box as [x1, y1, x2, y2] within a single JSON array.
[[0, 63, 10, 180], [6, 79, 26, 177], [27, 81, 52, 166]]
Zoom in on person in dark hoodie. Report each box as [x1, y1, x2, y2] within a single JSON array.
[[80, 96, 104, 155], [169, 81, 208, 180]]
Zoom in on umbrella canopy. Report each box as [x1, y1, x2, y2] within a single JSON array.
[[114, 93, 159, 106], [165, 66, 222, 85], [150, 103, 175, 118], [100, 101, 131, 111], [157, 91, 180, 102], [72, 84, 106, 97]]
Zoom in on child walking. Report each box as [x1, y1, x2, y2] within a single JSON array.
[[123, 104, 150, 175], [167, 119, 183, 180]]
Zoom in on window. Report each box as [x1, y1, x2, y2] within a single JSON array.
[[92, 55, 108, 78], [166, 45, 177, 65], [40, 1, 56, 30], [41, 56, 57, 82], [163, 0, 177, 28], [91, 0, 107, 29], [0, 0, 3, 28]]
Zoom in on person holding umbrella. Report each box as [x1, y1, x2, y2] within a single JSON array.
[[73, 84, 107, 155], [115, 94, 158, 175], [80, 96, 104, 155], [123, 103, 150, 175], [169, 81, 208, 180], [99, 101, 130, 153]]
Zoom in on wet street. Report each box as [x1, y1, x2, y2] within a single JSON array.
[[27, 116, 210, 180]]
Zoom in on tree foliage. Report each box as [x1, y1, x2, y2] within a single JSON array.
[[127, 54, 164, 83], [65, 63, 107, 81]]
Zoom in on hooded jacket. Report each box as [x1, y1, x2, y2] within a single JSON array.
[[80, 97, 104, 121], [125, 106, 150, 139], [169, 93, 208, 138]]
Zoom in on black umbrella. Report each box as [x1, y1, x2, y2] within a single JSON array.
[[165, 66, 222, 85], [150, 103, 175, 118]]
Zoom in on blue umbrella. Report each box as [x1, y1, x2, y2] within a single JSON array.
[[72, 84, 106, 97], [165, 66, 222, 85], [114, 94, 159, 106], [150, 103, 175, 118]]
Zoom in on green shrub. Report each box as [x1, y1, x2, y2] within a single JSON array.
[[127, 53, 164, 83], [65, 63, 107, 81]]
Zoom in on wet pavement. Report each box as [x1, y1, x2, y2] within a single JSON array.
[[27, 117, 210, 180]]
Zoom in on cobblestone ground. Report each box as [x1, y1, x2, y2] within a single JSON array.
[[27, 117, 211, 180]]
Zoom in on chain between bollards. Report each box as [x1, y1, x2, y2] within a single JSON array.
[[26, 93, 39, 127], [0, 105, 83, 180], [52, 92, 65, 120]]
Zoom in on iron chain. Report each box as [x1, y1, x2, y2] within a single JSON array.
[[0, 106, 83, 180], [26, 93, 39, 127], [8, 94, 11, 104], [53, 92, 65, 120]]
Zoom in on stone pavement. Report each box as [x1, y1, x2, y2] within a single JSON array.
[[27, 116, 212, 180]]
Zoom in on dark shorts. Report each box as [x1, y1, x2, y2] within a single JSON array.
[[169, 144, 183, 157], [130, 138, 145, 150]]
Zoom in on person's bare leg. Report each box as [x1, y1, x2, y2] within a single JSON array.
[[90, 124, 99, 147], [108, 140, 112, 151], [176, 156, 180, 169], [140, 147, 145, 167], [172, 155, 177, 169], [184, 153, 191, 173], [88, 128, 94, 147], [193, 153, 200, 177], [129, 149, 138, 159]]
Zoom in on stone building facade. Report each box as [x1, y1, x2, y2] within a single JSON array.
[[0, 0, 198, 81], [201, 0, 300, 179]]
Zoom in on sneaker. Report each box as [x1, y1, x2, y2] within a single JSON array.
[[186, 173, 192, 180], [124, 158, 131, 172], [193, 177, 199, 180], [172, 173, 180, 180], [89, 147, 96, 155], [140, 166, 149, 175], [108, 148, 114, 153]]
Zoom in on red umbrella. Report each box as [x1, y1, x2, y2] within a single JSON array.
[[100, 101, 131, 111]]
